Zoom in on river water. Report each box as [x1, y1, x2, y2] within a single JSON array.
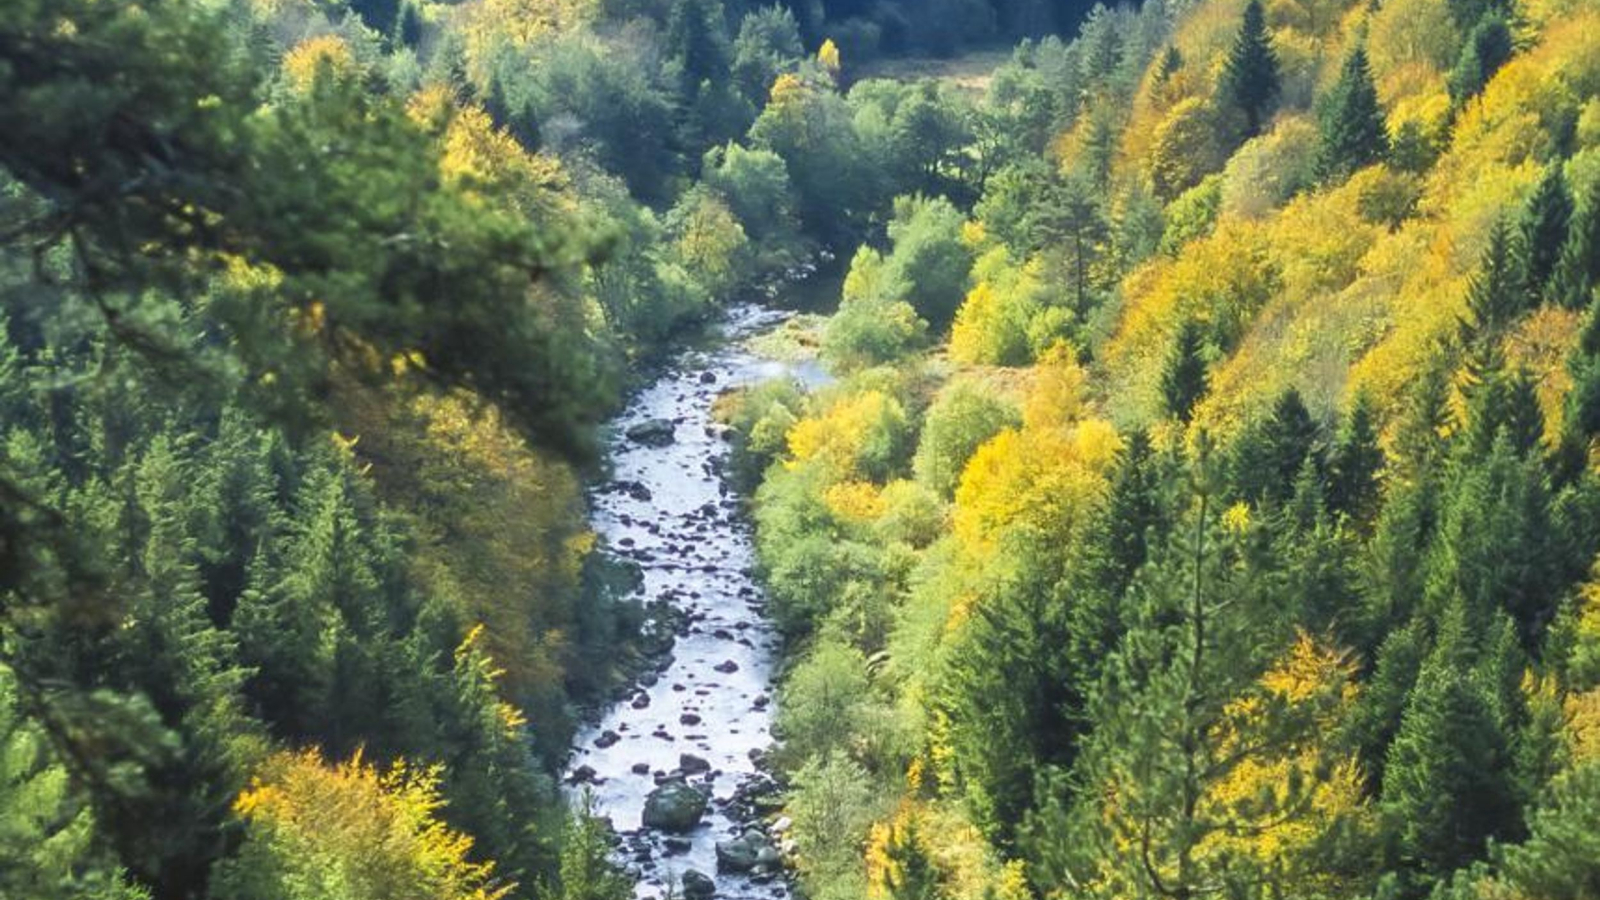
[[567, 303, 826, 900]]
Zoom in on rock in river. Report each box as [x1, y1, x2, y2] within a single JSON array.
[[681, 869, 715, 900], [714, 836, 760, 873], [625, 418, 677, 447], [641, 782, 708, 832], [679, 752, 711, 774]]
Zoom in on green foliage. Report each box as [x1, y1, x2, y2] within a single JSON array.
[[1316, 45, 1389, 183], [1159, 319, 1209, 423], [1448, 10, 1514, 104], [880, 195, 976, 330], [913, 386, 1021, 498], [548, 794, 632, 900], [1520, 165, 1575, 299], [1218, 0, 1281, 140], [1380, 611, 1522, 886]]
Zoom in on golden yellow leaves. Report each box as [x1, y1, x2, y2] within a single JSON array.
[[282, 34, 356, 95], [952, 419, 1119, 557], [232, 748, 509, 900], [1200, 634, 1368, 887], [786, 390, 909, 481], [818, 39, 841, 78]]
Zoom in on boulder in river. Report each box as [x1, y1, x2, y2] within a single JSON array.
[[641, 782, 708, 832], [595, 730, 621, 749], [679, 752, 711, 774], [626, 419, 677, 447], [715, 837, 760, 873], [681, 869, 715, 900]]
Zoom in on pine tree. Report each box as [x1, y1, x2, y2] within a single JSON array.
[[1381, 609, 1521, 885], [1055, 445, 1347, 900], [1160, 319, 1208, 423], [394, 0, 422, 49], [1229, 388, 1321, 506], [551, 793, 632, 900], [1326, 392, 1384, 524], [1548, 175, 1600, 309], [1461, 218, 1530, 344], [1519, 165, 1574, 299], [1448, 11, 1513, 104], [484, 75, 512, 130], [941, 534, 1081, 847], [1218, 0, 1281, 140], [1316, 44, 1389, 183]]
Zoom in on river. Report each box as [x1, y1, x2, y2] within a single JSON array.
[[566, 303, 828, 900]]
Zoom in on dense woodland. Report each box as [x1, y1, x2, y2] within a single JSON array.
[[2, 0, 1599, 898]]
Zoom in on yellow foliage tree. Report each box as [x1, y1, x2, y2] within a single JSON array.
[[219, 749, 508, 900], [787, 390, 912, 483], [282, 34, 357, 94]]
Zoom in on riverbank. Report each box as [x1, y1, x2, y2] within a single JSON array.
[[565, 304, 828, 900]]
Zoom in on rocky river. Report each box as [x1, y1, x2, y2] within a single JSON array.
[[566, 303, 828, 900]]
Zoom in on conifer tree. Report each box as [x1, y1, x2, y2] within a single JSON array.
[[1548, 175, 1600, 309], [880, 815, 945, 900], [1519, 165, 1574, 299], [1316, 44, 1388, 183], [1160, 319, 1208, 423], [1229, 388, 1320, 506], [1461, 219, 1530, 344], [1448, 11, 1513, 104], [394, 0, 422, 49], [1326, 392, 1384, 524], [1381, 608, 1521, 885], [1218, 0, 1280, 140]]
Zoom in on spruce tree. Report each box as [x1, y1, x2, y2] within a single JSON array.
[[1548, 175, 1600, 309], [1218, 0, 1281, 139], [1519, 165, 1574, 299], [1448, 10, 1513, 103], [1326, 392, 1384, 524], [1160, 319, 1208, 423], [395, 0, 423, 49], [1381, 608, 1521, 885], [1229, 388, 1321, 506], [1316, 44, 1389, 183], [1461, 218, 1530, 344]]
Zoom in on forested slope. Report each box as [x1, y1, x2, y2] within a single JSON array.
[[0, 0, 1110, 896], [723, 0, 1600, 898]]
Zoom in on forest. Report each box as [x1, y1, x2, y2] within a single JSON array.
[[2, 0, 1599, 897]]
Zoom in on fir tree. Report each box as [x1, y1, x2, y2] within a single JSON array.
[[1326, 392, 1384, 524], [1448, 11, 1513, 104], [1382, 609, 1522, 885], [1160, 319, 1208, 423], [1316, 44, 1388, 183], [1218, 0, 1281, 140], [881, 816, 945, 900], [1229, 388, 1321, 507], [1461, 218, 1530, 344], [1548, 175, 1600, 309], [1519, 165, 1574, 299], [395, 0, 423, 49]]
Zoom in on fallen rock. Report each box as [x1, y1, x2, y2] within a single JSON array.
[[568, 765, 597, 785], [626, 419, 677, 447], [715, 837, 760, 873], [713, 660, 740, 674], [632, 762, 652, 775], [642, 782, 708, 832], [595, 730, 621, 749], [681, 869, 715, 900], [679, 753, 711, 774]]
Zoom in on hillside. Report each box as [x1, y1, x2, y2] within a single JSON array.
[[3, 0, 1599, 898]]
